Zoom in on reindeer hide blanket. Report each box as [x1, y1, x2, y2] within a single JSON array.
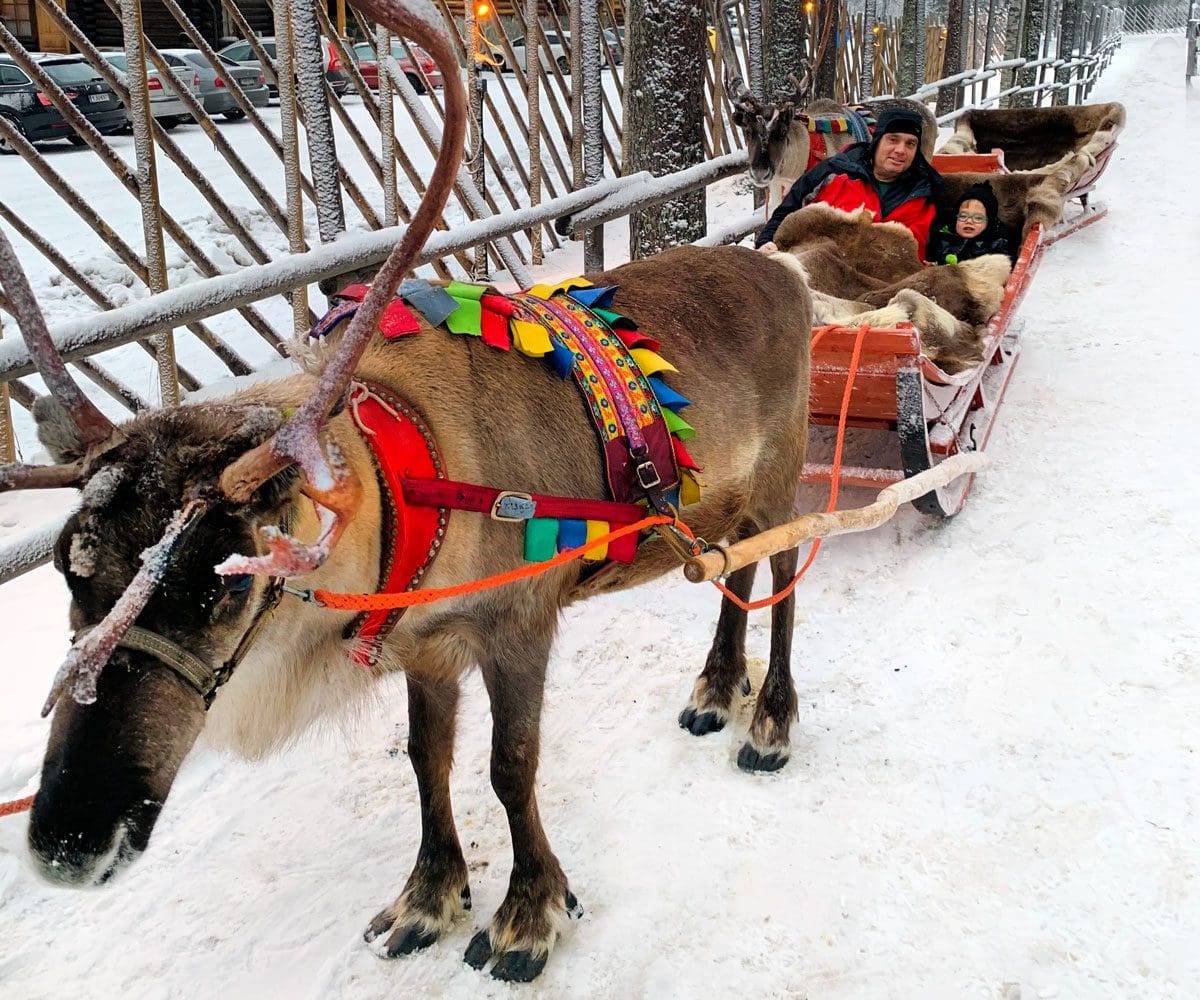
[[770, 203, 1013, 374]]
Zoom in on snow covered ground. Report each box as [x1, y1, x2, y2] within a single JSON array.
[[1, 33, 1197, 1000]]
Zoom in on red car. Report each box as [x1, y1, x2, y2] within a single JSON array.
[[352, 41, 443, 93]]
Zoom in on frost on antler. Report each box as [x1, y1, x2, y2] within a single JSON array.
[[216, 0, 466, 578], [216, 439, 362, 579], [42, 502, 207, 716]]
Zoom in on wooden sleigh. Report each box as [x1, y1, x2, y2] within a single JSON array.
[[799, 115, 1122, 518]]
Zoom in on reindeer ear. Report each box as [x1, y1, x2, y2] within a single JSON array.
[[731, 107, 746, 127], [33, 395, 88, 465]]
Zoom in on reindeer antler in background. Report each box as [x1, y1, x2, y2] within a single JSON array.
[[725, 73, 767, 119], [0, 225, 122, 492], [218, 0, 467, 577]]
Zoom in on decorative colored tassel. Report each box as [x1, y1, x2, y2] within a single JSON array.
[[617, 329, 663, 353], [567, 286, 617, 309], [379, 300, 421, 338], [629, 348, 678, 377], [592, 307, 636, 330], [547, 339, 576, 378], [672, 437, 700, 470], [583, 520, 609, 561], [480, 305, 511, 350], [524, 518, 559, 562], [400, 282, 459, 327], [445, 282, 487, 336], [648, 376, 691, 410], [661, 408, 696, 440], [511, 319, 554, 356], [558, 519, 587, 552], [680, 469, 701, 506], [528, 277, 592, 299]]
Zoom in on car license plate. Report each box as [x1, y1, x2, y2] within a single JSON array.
[[88, 93, 108, 104]]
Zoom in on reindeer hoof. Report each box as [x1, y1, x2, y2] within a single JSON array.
[[741, 676, 752, 696], [679, 705, 727, 736], [737, 742, 789, 773], [491, 949, 548, 983], [464, 929, 493, 970], [382, 924, 439, 957]]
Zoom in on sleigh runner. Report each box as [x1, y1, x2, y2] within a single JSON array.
[[799, 106, 1123, 517]]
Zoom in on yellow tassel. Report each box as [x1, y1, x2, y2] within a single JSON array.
[[629, 348, 678, 377], [511, 319, 554, 356], [527, 277, 593, 299], [680, 470, 702, 506], [584, 520, 609, 561]]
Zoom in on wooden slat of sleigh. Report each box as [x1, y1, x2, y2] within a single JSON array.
[[808, 325, 921, 428]]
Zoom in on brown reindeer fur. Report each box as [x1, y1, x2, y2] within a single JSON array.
[[31, 245, 813, 976], [769, 203, 1012, 373], [936, 103, 1126, 170]]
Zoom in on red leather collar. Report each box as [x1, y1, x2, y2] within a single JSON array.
[[345, 380, 447, 666]]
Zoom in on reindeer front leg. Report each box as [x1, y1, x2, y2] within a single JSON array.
[[366, 673, 470, 956], [464, 626, 581, 983]]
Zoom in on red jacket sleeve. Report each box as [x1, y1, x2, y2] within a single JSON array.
[[884, 198, 938, 261]]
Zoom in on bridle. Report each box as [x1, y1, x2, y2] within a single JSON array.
[[72, 510, 290, 710], [74, 577, 285, 709]]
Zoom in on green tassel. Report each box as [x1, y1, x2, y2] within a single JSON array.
[[524, 518, 559, 562]]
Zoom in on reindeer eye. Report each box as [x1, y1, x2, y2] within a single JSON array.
[[224, 574, 253, 595]]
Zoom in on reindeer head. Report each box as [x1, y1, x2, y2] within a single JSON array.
[[727, 66, 812, 187], [0, 0, 466, 887]]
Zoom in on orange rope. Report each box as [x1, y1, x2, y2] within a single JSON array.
[[0, 795, 34, 818], [711, 324, 868, 612], [310, 515, 674, 611]]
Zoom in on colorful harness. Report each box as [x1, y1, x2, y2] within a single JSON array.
[[312, 278, 702, 664], [801, 107, 874, 172]]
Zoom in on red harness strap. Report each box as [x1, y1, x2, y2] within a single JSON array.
[[346, 381, 447, 666], [400, 479, 647, 525]]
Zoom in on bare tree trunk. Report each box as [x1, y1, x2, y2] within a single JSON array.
[[1000, 0, 1024, 105], [625, 0, 706, 259], [936, 0, 967, 113], [812, 0, 839, 98], [861, 0, 877, 98], [764, 0, 806, 98], [899, 0, 928, 95], [1053, 0, 1079, 103], [1014, 0, 1046, 106]]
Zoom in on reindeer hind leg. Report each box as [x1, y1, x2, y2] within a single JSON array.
[[738, 541, 800, 772], [679, 537, 757, 737]]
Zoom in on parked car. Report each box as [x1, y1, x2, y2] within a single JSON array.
[[0, 53, 126, 153], [97, 50, 202, 129], [350, 41, 443, 93], [217, 36, 350, 98], [495, 29, 622, 74], [157, 50, 269, 120]]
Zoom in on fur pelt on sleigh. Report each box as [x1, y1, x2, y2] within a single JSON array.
[[935, 102, 1126, 172], [767, 203, 1012, 374]]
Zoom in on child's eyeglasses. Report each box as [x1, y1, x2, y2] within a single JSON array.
[[957, 212, 988, 223]]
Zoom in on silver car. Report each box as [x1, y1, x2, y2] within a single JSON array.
[[98, 50, 201, 129], [158, 49, 269, 120]]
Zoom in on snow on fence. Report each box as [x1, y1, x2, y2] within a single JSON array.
[[0, 3, 1124, 586]]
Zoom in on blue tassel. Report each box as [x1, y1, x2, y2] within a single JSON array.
[[568, 285, 618, 309], [557, 519, 587, 551], [548, 339, 576, 379], [648, 376, 692, 410]]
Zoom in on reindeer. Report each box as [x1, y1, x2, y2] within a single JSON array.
[[0, 0, 814, 984], [728, 69, 938, 199]]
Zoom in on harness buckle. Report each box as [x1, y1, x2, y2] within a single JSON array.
[[491, 492, 537, 521], [635, 460, 662, 490]]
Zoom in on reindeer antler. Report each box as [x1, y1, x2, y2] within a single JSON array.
[[218, 0, 467, 577], [0, 224, 121, 492], [725, 73, 765, 115]]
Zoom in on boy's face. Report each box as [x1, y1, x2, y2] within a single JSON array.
[[956, 199, 988, 238]]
